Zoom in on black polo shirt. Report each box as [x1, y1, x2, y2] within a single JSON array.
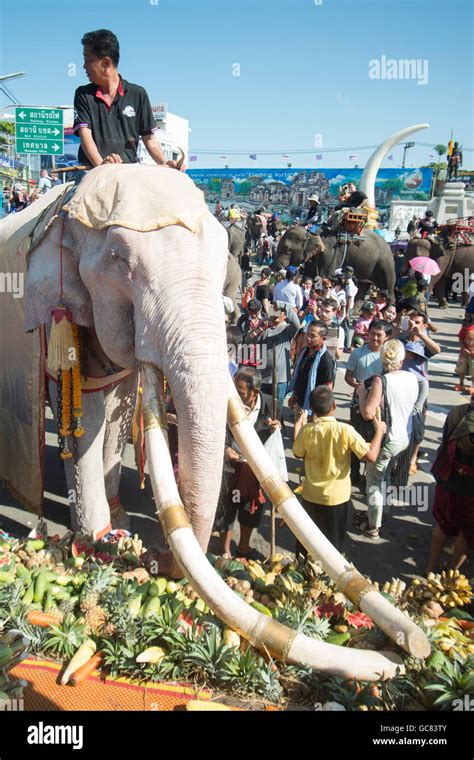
[[73, 76, 157, 164]]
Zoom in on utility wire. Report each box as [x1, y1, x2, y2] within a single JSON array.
[[190, 142, 472, 154]]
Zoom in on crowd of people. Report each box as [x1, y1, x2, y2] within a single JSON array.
[[219, 248, 474, 578], [1, 169, 61, 215]]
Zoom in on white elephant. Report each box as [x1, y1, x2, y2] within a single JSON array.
[[0, 164, 429, 679]]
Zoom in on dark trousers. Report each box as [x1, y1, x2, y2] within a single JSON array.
[[341, 308, 353, 349], [295, 498, 349, 556]]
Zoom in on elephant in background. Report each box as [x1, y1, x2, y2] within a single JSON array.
[[227, 223, 245, 261], [406, 237, 474, 307], [223, 253, 242, 322], [275, 226, 395, 304], [246, 213, 266, 251], [274, 225, 325, 270]]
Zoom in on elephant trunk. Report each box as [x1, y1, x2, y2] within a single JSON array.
[[167, 357, 227, 550]]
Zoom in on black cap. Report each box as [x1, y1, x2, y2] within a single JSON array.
[[248, 299, 262, 312], [261, 268, 272, 277], [343, 265, 354, 275]]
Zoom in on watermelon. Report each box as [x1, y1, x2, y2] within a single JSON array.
[[232, 570, 254, 585], [286, 570, 305, 585], [227, 560, 246, 575]]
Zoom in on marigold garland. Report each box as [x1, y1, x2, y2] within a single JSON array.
[[71, 323, 85, 438], [59, 370, 72, 437]]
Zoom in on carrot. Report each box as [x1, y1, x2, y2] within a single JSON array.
[[25, 611, 63, 627], [438, 617, 474, 630], [61, 639, 96, 685], [69, 652, 104, 686]]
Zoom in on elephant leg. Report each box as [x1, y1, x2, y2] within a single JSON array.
[[48, 378, 111, 537], [433, 276, 448, 308], [102, 372, 139, 529]]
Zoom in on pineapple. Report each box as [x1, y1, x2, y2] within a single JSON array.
[[79, 566, 115, 613], [84, 605, 107, 633], [79, 567, 115, 633]]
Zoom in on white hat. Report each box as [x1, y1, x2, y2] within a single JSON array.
[[307, 194, 319, 202]]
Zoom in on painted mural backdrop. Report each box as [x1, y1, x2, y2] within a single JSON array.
[[50, 144, 434, 208], [187, 167, 433, 210]]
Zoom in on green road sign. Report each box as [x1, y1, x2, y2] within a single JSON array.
[[15, 107, 64, 155]]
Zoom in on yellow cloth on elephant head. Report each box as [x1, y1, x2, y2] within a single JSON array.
[[63, 164, 208, 233]]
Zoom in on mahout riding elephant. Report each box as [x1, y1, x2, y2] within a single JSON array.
[[406, 237, 474, 307], [275, 226, 395, 304], [0, 164, 427, 678], [246, 213, 266, 251], [226, 223, 245, 261]]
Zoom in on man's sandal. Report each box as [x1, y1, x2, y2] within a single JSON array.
[[358, 520, 380, 539]]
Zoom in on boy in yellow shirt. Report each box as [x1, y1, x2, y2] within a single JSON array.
[[292, 386, 386, 554]]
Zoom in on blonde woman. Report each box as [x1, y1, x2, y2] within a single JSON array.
[[357, 339, 419, 538]]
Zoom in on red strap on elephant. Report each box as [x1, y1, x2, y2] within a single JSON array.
[[59, 215, 66, 302]]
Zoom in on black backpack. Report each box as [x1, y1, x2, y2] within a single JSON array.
[[350, 374, 391, 443]]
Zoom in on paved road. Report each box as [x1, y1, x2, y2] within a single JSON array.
[[1, 300, 472, 584]]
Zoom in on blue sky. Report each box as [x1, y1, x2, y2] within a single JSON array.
[[1, 0, 472, 168]]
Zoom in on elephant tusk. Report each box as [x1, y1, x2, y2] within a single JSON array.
[[141, 363, 405, 680], [360, 124, 430, 209], [176, 147, 186, 171], [227, 375, 430, 661]]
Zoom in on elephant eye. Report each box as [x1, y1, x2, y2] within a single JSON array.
[[104, 248, 132, 274]]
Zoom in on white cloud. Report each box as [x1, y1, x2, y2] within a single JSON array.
[[328, 174, 346, 186]]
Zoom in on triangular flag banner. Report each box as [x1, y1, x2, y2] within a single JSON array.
[[249, 154, 257, 160], [315, 154, 322, 160], [387, 154, 393, 160], [189, 155, 197, 161]]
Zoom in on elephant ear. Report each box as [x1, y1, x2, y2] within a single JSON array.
[[25, 217, 93, 332]]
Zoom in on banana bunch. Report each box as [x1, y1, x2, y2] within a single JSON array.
[[426, 570, 472, 608], [404, 571, 472, 612], [246, 560, 266, 581], [372, 577, 406, 599], [264, 573, 306, 609], [403, 578, 438, 609], [431, 619, 474, 658], [268, 554, 294, 575], [303, 558, 325, 582]]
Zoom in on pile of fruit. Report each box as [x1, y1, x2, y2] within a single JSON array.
[[402, 571, 472, 614], [0, 629, 28, 706], [0, 527, 473, 711]]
